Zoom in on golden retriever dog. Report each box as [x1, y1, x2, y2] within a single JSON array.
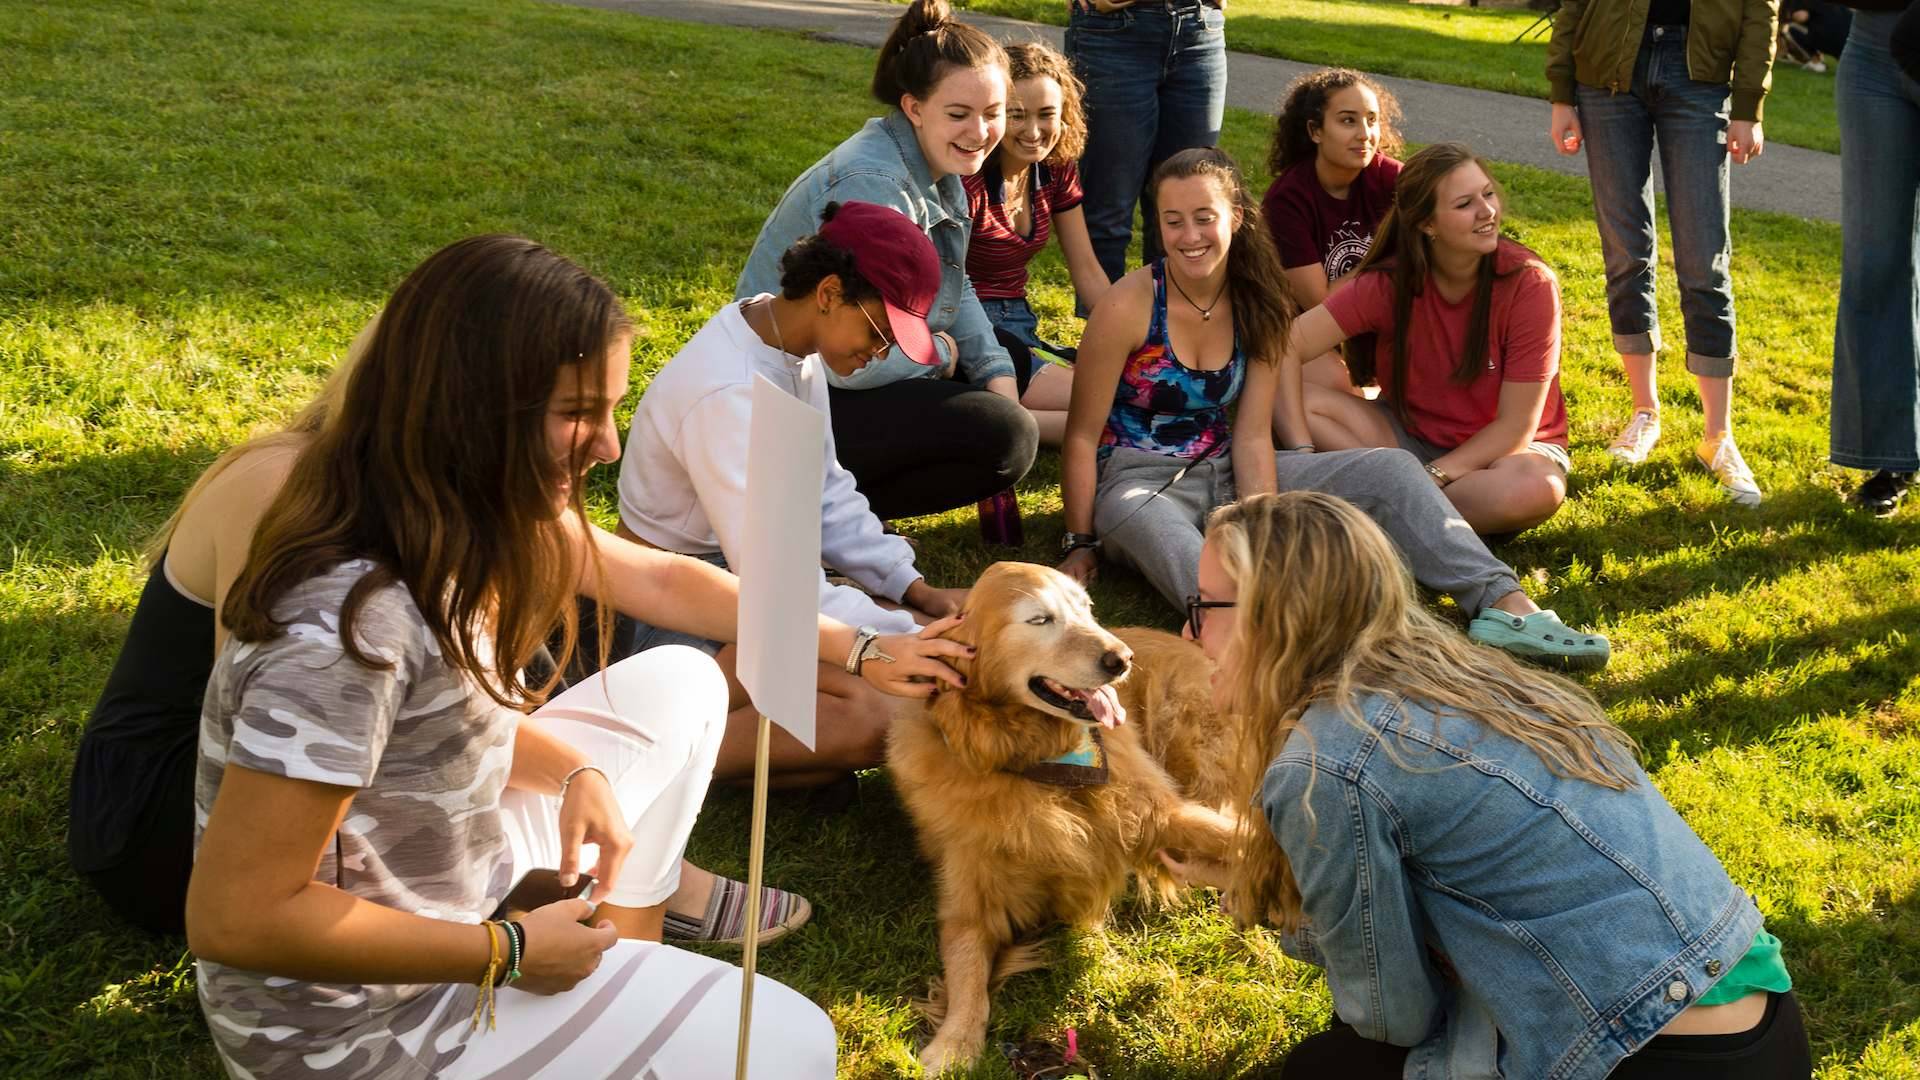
[[887, 562, 1238, 1073]]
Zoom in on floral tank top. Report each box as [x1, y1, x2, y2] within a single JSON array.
[[1098, 259, 1246, 462]]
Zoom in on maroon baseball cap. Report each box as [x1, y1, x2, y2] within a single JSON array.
[[817, 201, 942, 367]]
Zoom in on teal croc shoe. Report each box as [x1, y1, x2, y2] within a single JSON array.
[[1467, 609, 1611, 671]]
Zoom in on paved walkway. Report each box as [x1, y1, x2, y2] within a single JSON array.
[[561, 0, 1840, 223]]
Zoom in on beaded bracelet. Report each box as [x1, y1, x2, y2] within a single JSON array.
[[500, 920, 524, 986]]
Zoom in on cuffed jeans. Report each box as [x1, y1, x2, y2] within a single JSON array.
[[1575, 25, 1737, 377], [1093, 445, 1522, 615], [1832, 11, 1920, 472], [1065, 1, 1227, 285]]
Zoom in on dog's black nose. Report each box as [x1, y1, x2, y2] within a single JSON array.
[[1101, 648, 1131, 676]]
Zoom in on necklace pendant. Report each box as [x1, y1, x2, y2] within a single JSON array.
[[1201, 310, 1211, 321]]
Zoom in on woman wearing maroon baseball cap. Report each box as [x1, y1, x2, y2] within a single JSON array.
[[737, 0, 1038, 531], [610, 201, 974, 829]]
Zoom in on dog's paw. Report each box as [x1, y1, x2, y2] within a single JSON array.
[[918, 1029, 983, 1075]]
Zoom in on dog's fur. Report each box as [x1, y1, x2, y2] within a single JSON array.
[[886, 562, 1238, 1072]]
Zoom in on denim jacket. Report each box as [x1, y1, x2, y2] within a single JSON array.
[[1261, 692, 1764, 1080], [736, 111, 1015, 390]]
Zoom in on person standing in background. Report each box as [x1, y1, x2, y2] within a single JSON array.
[[1829, 0, 1920, 516], [1547, 0, 1779, 508], [1065, 0, 1228, 288]]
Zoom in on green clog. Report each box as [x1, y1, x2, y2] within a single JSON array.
[[1467, 609, 1611, 672]]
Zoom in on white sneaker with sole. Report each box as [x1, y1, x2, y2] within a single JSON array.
[[1607, 409, 1661, 466], [1696, 433, 1763, 507]]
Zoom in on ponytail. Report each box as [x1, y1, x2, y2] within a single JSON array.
[[1151, 147, 1298, 366], [873, 0, 1008, 108]]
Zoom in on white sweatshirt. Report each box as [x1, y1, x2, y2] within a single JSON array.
[[617, 297, 921, 635]]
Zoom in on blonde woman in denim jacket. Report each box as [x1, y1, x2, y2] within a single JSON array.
[[1170, 492, 1812, 1079], [737, 0, 1038, 521]]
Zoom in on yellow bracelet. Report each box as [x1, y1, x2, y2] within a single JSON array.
[[471, 921, 501, 1032]]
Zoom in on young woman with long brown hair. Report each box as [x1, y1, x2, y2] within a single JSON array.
[[1060, 147, 1609, 670], [68, 310, 962, 945], [1174, 491, 1810, 1079], [1276, 142, 1574, 538], [963, 41, 1108, 446], [157, 235, 959, 1077]]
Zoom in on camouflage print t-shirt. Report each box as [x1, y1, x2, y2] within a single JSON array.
[[194, 560, 517, 1079]]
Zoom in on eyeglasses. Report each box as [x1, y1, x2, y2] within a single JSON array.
[[855, 302, 896, 357], [1184, 594, 1235, 636]]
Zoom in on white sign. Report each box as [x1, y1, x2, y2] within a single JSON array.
[[734, 373, 826, 749]]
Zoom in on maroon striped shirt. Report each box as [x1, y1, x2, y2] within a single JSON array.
[[963, 157, 1084, 300]]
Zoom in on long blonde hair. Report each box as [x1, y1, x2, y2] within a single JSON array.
[[1205, 492, 1637, 932], [142, 316, 380, 564]]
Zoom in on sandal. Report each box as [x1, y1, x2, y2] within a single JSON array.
[[1467, 609, 1611, 672], [662, 876, 812, 947]]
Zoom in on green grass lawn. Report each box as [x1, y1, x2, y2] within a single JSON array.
[[2, 0, 1915, 1076], [949, 0, 1841, 154]]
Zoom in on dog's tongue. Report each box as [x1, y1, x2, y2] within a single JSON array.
[[1084, 684, 1125, 729]]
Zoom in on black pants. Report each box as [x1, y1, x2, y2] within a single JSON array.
[[74, 752, 196, 936], [1274, 991, 1811, 1079], [827, 377, 1038, 521]]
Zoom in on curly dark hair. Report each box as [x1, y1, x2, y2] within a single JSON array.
[[1265, 68, 1403, 178], [776, 202, 885, 303]]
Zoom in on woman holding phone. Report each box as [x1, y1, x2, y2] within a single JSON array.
[[183, 236, 838, 1077]]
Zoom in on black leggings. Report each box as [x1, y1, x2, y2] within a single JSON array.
[[1274, 991, 1811, 1079], [75, 752, 196, 936], [827, 377, 1039, 520]]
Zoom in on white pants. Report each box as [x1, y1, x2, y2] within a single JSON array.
[[442, 646, 836, 1079]]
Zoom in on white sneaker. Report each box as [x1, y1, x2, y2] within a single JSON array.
[[1607, 409, 1662, 466], [1697, 434, 1763, 507]]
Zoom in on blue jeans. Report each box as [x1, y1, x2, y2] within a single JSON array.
[[1065, 1, 1227, 286], [1832, 11, 1920, 472], [1575, 25, 1736, 377]]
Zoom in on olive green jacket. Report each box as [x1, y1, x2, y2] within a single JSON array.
[[1546, 0, 1781, 121]]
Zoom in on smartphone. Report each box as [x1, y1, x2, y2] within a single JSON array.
[[489, 867, 596, 921]]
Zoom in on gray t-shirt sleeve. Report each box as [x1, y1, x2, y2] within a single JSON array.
[[223, 575, 423, 788]]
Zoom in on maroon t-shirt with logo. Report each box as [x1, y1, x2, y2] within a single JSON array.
[[1260, 154, 1403, 282]]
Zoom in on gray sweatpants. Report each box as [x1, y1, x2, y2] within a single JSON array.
[[1093, 445, 1523, 616]]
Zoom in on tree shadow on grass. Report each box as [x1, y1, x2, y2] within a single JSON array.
[[1609, 598, 1920, 768], [1497, 485, 1920, 617], [1770, 883, 1920, 1070], [0, 444, 218, 572]]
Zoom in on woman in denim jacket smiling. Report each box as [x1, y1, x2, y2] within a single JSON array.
[[1172, 491, 1812, 1079], [738, 0, 1038, 523]]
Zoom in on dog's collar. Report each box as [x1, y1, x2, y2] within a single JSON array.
[[1008, 727, 1110, 788]]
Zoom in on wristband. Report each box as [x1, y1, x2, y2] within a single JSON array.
[[846, 625, 881, 675], [1059, 531, 1101, 557], [499, 920, 524, 986], [1286, 443, 1316, 453]]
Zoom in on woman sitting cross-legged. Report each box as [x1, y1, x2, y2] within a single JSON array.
[[962, 40, 1110, 446], [1176, 491, 1812, 1080], [1058, 146, 1609, 671], [1280, 142, 1574, 536], [177, 235, 920, 1078], [612, 202, 975, 787]]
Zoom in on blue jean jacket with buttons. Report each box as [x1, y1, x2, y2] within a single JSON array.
[[736, 111, 1015, 390], [1261, 692, 1764, 1080]]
